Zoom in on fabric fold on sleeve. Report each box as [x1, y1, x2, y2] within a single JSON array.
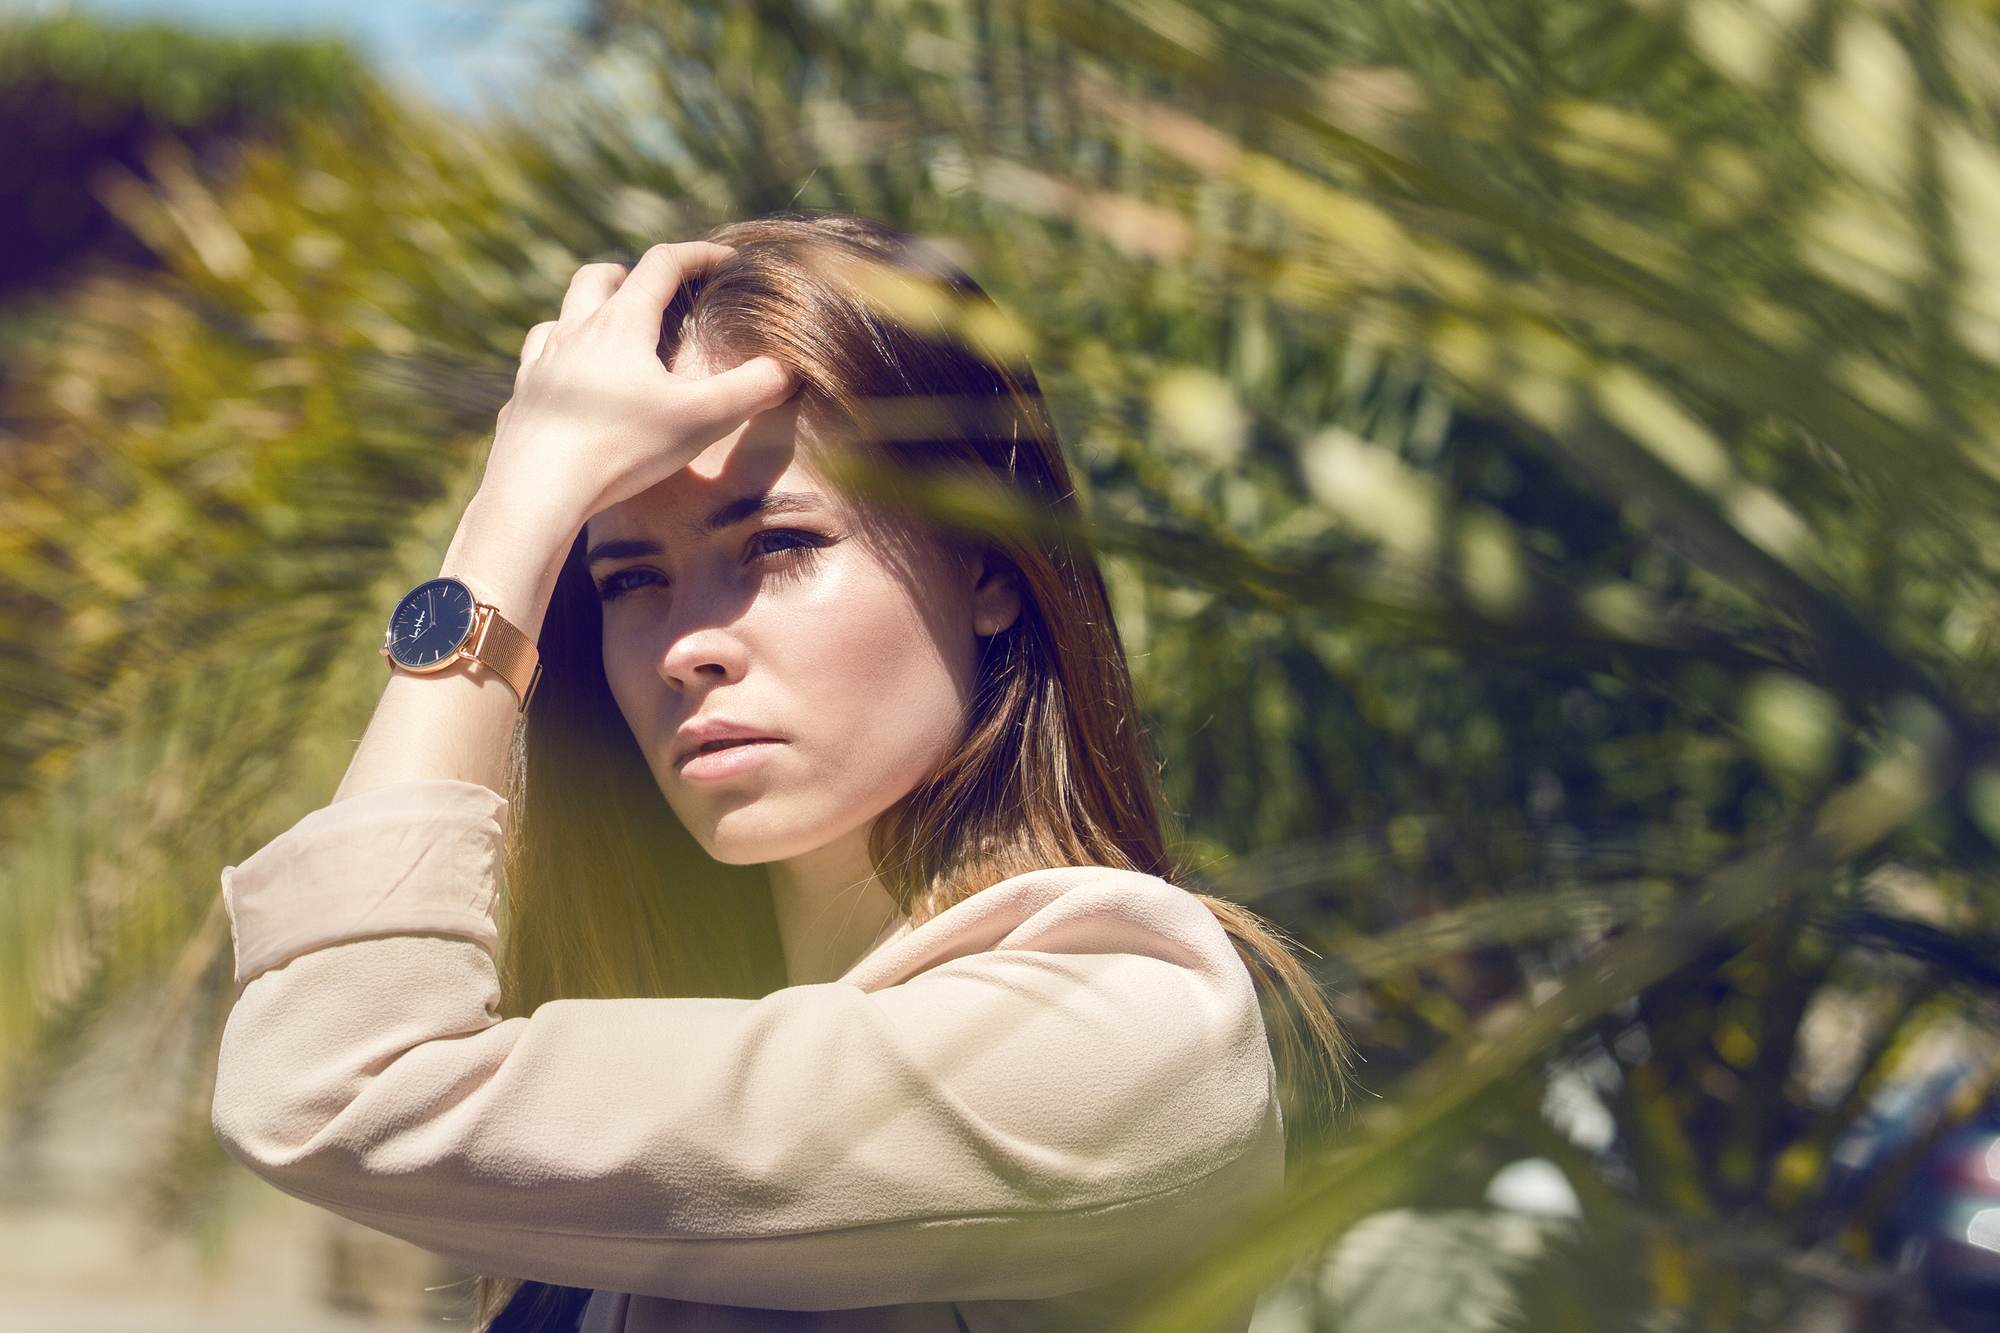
[[220, 778, 509, 988], [209, 782, 1286, 1309]]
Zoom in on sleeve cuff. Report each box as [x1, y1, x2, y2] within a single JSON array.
[[220, 778, 510, 988]]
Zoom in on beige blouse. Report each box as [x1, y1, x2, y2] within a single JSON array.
[[210, 778, 1287, 1330]]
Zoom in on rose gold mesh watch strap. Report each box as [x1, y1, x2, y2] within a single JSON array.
[[467, 603, 543, 714]]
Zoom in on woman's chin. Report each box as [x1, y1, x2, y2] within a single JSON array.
[[690, 810, 818, 866]]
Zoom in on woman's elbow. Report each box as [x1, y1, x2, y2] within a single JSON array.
[[209, 1010, 362, 1189], [211, 1047, 313, 1179]]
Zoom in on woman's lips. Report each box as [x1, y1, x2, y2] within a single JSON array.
[[678, 738, 784, 781]]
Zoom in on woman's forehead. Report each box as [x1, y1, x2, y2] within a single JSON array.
[[587, 440, 835, 539]]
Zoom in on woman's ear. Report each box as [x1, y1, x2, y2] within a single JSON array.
[[969, 550, 1023, 637]]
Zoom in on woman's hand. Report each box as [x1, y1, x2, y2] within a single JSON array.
[[481, 241, 798, 529]]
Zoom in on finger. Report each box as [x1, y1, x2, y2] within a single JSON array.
[[603, 241, 736, 328], [673, 355, 799, 441], [520, 320, 559, 373], [559, 262, 630, 325], [522, 319, 557, 356]]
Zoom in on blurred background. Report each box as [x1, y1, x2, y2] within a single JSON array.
[[4, 0, 2000, 1329]]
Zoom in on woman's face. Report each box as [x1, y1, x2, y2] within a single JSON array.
[[582, 347, 1021, 870]]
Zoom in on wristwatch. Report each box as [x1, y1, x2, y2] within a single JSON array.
[[381, 575, 543, 714]]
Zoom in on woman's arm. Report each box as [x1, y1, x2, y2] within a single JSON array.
[[331, 241, 795, 806], [210, 779, 1285, 1308], [330, 491, 571, 805]]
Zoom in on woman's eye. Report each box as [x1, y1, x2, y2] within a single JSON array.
[[747, 528, 830, 584], [749, 528, 822, 560], [594, 529, 828, 602], [593, 567, 658, 601]]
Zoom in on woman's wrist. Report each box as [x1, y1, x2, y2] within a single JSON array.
[[438, 489, 580, 644]]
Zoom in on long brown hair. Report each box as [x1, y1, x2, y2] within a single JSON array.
[[467, 210, 1352, 1331]]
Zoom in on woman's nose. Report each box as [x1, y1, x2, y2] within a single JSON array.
[[657, 626, 748, 691]]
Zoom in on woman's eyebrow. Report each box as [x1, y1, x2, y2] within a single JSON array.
[[698, 489, 825, 534], [585, 490, 826, 564]]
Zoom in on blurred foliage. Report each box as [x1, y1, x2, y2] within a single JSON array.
[[0, 14, 375, 307], [3, 0, 2000, 1329]]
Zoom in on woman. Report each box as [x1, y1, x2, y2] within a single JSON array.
[[211, 210, 1349, 1332]]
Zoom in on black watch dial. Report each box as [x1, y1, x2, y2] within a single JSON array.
[[385, 577, 477, 669]]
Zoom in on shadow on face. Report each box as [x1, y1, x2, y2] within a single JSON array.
[[578, 347, 993, 869]]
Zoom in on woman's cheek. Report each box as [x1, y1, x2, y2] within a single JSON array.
[[601, 628, 675, 782], [600, 632, 644, 722]]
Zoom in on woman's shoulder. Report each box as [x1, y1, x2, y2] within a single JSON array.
[[841, 862, 1245, 995], [835, 863, 1287, 1223]]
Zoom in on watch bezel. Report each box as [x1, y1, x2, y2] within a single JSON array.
[[383, 576, 480, 672]]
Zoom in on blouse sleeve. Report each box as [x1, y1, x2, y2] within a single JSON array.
[[209, 778, 1285, 1309]]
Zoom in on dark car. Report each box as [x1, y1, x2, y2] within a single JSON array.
[[1826, 1061, 2000, 1330]]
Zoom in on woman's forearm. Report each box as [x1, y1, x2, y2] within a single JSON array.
[[323, 245, 792, 807], [332, 490, 578, 805]]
